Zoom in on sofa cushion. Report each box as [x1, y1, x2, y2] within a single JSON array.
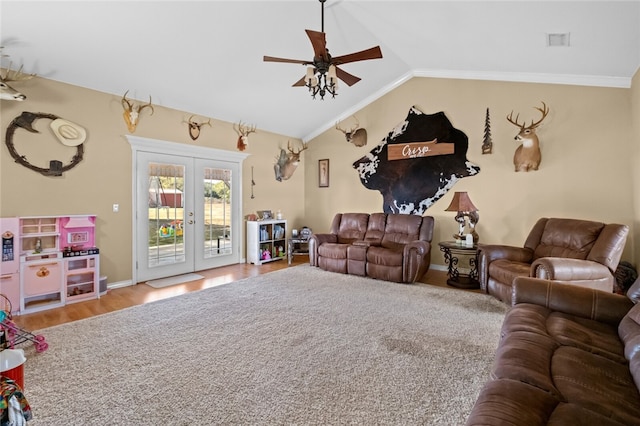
[[366, 246, 403, 267], [492, 330, 561, 397], [502, 302, 626, 363], [380, 214, 422, 250], [551, 345, 640, 425], [489, 259, 530, 286], [466, 378, 560, 426], [363, 212, 386, 245], [532, 218, 604, 261], [547, 312, 625, 363], [336, 213, 369, 244], [318, 242, 348, 259]]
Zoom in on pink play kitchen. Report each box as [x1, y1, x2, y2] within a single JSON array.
[[0, 215, 100, 315]]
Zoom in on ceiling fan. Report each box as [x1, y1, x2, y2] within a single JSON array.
[[263, 0, 383, 99]]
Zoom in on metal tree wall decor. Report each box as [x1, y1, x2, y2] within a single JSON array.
[[482, 108, 492, 154]]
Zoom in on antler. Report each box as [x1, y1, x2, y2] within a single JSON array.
[[506, 111, 524, 129], [528, 102, 549, 129], [336, 116, 360, 134], [138, 96, 154, 115], [287, 141, 308, 155], [122, 90, 154, 115], [234, 120, 257, 136], [121, 90, 133, 111], [0, 48, 36, 82], [186, 115, 212, 127], [507, 102, 549, 130]]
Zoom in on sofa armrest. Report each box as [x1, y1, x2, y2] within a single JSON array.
[[403, 240, 430, 256], [512, 277, 633, 326], [308, 234, 337, 266], [403, 240, 431, 283], [478, 244, 533, 263], [532, 257, 612, 281], [477, 244, 533, 292]]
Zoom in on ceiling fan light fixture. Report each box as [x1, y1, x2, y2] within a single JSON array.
[[263, 0, 382, 100]]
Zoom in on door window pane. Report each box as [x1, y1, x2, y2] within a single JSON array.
[[148, 163, 186, 267], [203, 167, 232, 258]]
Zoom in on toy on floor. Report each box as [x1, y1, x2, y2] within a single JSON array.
[[0, 295, 48, 353]]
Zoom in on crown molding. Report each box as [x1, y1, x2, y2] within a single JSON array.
[[303, 69, 632, 143]]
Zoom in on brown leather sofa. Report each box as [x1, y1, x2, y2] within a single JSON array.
[[477, 217, 629, 303], [308, 212, 434, 283], [467, 276, 640, 425]]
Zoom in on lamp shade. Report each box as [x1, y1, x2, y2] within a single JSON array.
[[444, 192, 478, 212]]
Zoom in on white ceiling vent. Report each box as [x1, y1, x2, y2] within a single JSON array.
[[547, 33, 570, 47]]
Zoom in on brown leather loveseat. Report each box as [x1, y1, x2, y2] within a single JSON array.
[[309, 212, 434, 283], [478, 217, 629, 303], [467, 276, 640, 425]]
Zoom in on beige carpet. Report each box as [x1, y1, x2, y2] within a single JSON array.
[[23, 265, 507, 425]]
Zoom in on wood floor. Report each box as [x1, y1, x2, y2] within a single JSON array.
[[12, 256, 451, 331]]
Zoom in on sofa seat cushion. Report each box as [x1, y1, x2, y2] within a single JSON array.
[[318, 243, 349, 259], [489, 259, 530, 286], [548, 312, 625, 363], [466, 378, 560, 425], [551, 346, 640, 425], [366, 246, 403, 266], [492, 330, 561, 397], [501, 304, 626, 363], [467, 378, 632, 426]]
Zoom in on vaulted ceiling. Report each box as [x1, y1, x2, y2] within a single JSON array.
[[2, 1, 639, 141]]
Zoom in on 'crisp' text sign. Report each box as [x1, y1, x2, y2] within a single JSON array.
[[387, 139, 455, 161]]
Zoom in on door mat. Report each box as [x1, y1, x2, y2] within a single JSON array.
[[145, 273, 205, 289]]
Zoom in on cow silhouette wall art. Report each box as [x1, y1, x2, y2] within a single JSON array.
[[353, 106, 480, 215]]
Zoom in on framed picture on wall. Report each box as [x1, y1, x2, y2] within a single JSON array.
[[319, 159, 329, 188]]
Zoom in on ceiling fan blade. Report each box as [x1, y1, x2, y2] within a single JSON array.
[[263, 55, 311, 65], [292, 76, 307, 87], [305, 29, 329, 62], [332, 46, 383, 65], [335, 66, 361, 87]]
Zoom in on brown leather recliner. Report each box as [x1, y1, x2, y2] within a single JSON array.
[[477, 217, 629, 303], [309, 213, 370, 274], [309, 213, 433, 283]]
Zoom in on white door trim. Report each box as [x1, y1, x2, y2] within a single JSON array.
[[126, 135, 249, 285]]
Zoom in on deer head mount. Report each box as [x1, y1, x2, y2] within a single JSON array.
[[506, 101, 549, 172], [121, 90, 154, 133], [274, 141, 308, 182], [336, 116, 367, 147], [0, 48, 36, 101], [233, 121, 256, 151], [184, 115, 212, 140]]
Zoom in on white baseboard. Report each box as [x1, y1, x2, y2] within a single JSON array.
[[107, 279, 134, 289], [430, 264, 447, 272]]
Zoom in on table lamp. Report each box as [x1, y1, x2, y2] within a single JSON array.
[[444, 191, 479, 243]]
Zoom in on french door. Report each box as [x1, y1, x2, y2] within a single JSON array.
[[128, 136, 248, 283]]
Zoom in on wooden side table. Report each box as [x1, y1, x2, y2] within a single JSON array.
[[438, 241, 480, 289]]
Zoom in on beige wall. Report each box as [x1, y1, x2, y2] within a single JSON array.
[[2, 74, 637, 283], [304, 77, 636, 267], [0, 78, 305, 284]]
